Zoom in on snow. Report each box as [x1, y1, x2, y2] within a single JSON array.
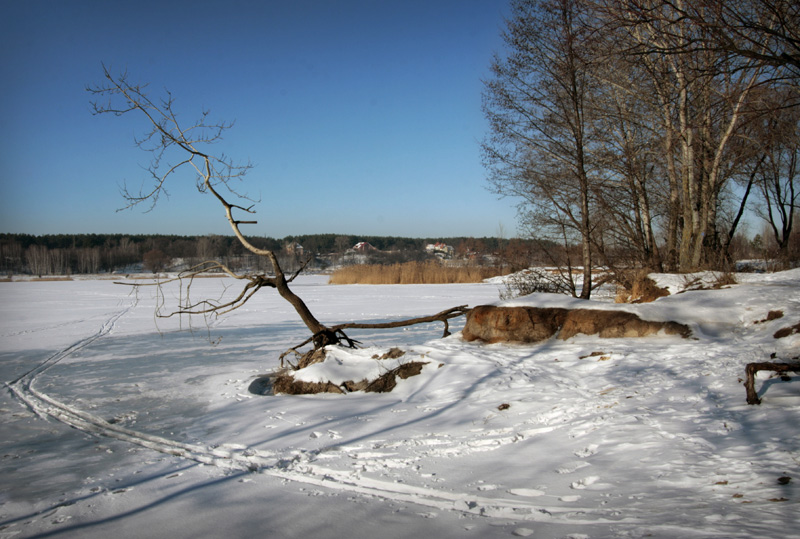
[[291, 346, 428, 385], [1, 272, 799, 538]]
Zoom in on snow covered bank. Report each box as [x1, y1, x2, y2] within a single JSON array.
[[1, 272, 798, 538]]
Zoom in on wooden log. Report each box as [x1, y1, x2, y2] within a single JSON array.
[[744, 362, 800, 405]]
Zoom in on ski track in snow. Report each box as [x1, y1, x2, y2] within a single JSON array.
[[3, 300, 631, 530], [1, 293, 646, 532]]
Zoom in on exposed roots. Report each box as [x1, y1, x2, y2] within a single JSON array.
[[279, 305, 470, 369]]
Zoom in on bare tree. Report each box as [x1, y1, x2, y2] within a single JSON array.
[[76, 247, 102, 274], [750, 90, 800, 263], [483, 0, 601, 298], [89, 65, 467, 364], [589, 51, 666, 271], [142, 248, 169, 273], [25, 245, 50, 278], [625, 0, 800, 75], [594, 0, 775, 269]]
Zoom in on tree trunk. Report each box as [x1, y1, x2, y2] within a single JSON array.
[[580, 183, 593, 300]]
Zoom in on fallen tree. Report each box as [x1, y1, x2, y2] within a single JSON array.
[[89, 66, 471, 362]]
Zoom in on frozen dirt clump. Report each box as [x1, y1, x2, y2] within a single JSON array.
[[269, 346, 428, 395]]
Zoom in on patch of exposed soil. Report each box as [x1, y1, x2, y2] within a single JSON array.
[[272, 377, 345, 395], [774, 321, 800, 339], [462, 306, 691, 344], [373, 347, 405, 360], [756, 310, 784, 324]]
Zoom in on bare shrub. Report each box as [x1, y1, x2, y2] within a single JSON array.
[[679, 271, 738, 293], [143, 249, 170, 273], [498, 268, 572, 300]]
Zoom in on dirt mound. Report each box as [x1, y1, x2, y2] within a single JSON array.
[[560, 310, 690, 339], [273, 377, 345, 395], [463, 306, 567, 343], [271, 360, 429, 395], [462, 305, 690, 344]]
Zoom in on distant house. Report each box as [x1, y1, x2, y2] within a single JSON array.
[[353, 241, 376, 252], [425, 243, 455, 259], [285, 242, 304, 257]]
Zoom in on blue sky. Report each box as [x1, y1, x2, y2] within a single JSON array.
[[0, 0, 520, 239]]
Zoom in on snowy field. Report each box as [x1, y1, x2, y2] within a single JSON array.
[[1, 271, 798, 539]]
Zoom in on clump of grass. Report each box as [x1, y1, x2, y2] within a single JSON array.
[[712, 271, 737, 288], [615, 269, 669, 303], [329, 261, 506, 285]]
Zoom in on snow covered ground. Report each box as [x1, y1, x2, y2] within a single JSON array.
[[1, 271, 798, 539]]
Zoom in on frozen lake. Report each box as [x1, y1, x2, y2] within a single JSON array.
[[1, 273, 798, 538]]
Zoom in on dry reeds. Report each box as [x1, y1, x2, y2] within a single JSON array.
[[615, 269, 669, 303], [712, 271, 737, 288], [329, 261, 506, 285]]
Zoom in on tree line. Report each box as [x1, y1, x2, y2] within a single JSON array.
[[0, 228, 785, 278], [483, 0, 799, 298], [0, 233, 540, 276]]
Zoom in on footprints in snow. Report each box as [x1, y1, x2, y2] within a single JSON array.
[[574, 443, 599, 458], [309, 430, 342, 440], [564, 444, 604, 494], [556, 460, 591, 475], [508, 488, 545, 497]]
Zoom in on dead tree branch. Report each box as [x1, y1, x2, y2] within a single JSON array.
[[89, 65, 338, 345], [91, 66, 476, 363], [744, 361, 800, 404], [331, 305, 470, 337]]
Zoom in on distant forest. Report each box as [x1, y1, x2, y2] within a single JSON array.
[[0, 233, 541, 276]]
